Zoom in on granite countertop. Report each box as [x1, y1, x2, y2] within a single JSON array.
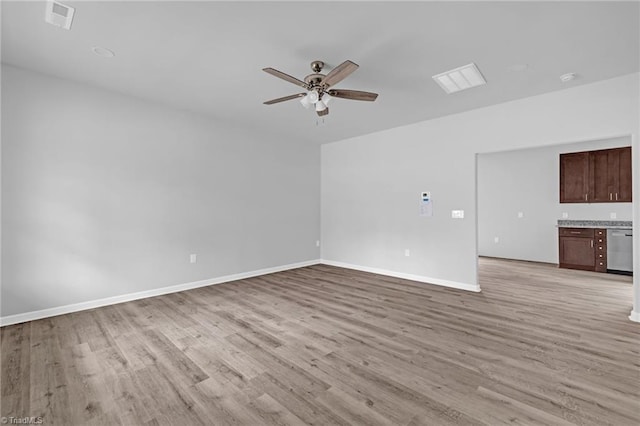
[[557, 220, 632, 229]]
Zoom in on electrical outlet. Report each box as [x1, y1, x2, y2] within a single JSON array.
[[562, 212, 569, 219], [404, 249, 410, 257], [190, 254, 197, 264], [451, 210, 464, 219], [517, 212, 524, 219], [610, 212, 617, 219], [494, 237, 499, 243]]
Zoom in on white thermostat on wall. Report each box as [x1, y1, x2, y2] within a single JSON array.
[[45, 1, 75, 30], [419, 191, 433, 217]]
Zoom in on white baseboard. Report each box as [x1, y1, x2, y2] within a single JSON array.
[[629, 310, 640, 323], [320, 259, 481, 293], [0, 259, 321, 327]]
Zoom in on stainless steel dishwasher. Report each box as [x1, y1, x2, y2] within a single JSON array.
[[607, 228, 633, 275]]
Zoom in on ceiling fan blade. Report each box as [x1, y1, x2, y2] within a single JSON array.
[[321, 60, 359, 87], [317, 107, 329, 117], [263, 68, 309, 89], [263, 93, 307, 105], [328, 89, 378, 102]]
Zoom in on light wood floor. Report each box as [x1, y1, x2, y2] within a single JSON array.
[[1, 258, 638, 425]]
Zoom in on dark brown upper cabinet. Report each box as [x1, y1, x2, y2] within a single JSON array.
[[589, 149, 611, 202], [560, 146, 632, 203], [617, 147, 632, 202], [560, 152, 589, 202]]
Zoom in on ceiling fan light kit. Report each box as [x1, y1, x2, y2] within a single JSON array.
[[315, 100, 327, 112], [300, 95, 312, 109], [263, 60, 379, 117], [307, 89, 320, 104]]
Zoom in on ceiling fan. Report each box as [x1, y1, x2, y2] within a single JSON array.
[[262, 60, 378, 117]]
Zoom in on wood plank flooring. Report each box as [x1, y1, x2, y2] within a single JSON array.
[[1, 257, 638, 425]]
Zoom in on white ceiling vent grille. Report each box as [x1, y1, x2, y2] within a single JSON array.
[[432, 63, 486, 94], [45, 1, 75, 30]]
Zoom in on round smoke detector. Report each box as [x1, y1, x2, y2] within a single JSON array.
[[92, 46, 115, 58], [560, 73, 576, 82]]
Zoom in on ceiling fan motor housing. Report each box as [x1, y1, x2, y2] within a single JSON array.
[[305, 61, 327, 89], [304, 73, 325, 87]]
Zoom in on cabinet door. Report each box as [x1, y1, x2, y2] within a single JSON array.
[[560, 152, 589, 203], [607, 149, 620, 202], [617, 147, 632, 202], [589, 150, 611, 202], [559, 236, 595, 270]]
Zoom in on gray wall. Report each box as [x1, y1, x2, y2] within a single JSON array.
[[1, 65, 320, 317], [321, 133, 478, 288], [321, 73, 639, 291], [2, 65, 639, 320], [478, 137, 632, 263]]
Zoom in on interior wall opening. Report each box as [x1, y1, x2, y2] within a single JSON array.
[[475, 135, 634, 311]]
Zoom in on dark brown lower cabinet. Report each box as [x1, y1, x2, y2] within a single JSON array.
[[559, 228, 607, 272]]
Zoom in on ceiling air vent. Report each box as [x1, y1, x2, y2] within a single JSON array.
[[45, 1, 75, 30], [432, 63, 486, 94]]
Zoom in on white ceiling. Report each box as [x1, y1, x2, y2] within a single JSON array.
[[2, 1, 639, 144]]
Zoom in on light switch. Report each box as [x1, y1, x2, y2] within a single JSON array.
[[451, 210, 464, 219], [517, 212, 524, 218]]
